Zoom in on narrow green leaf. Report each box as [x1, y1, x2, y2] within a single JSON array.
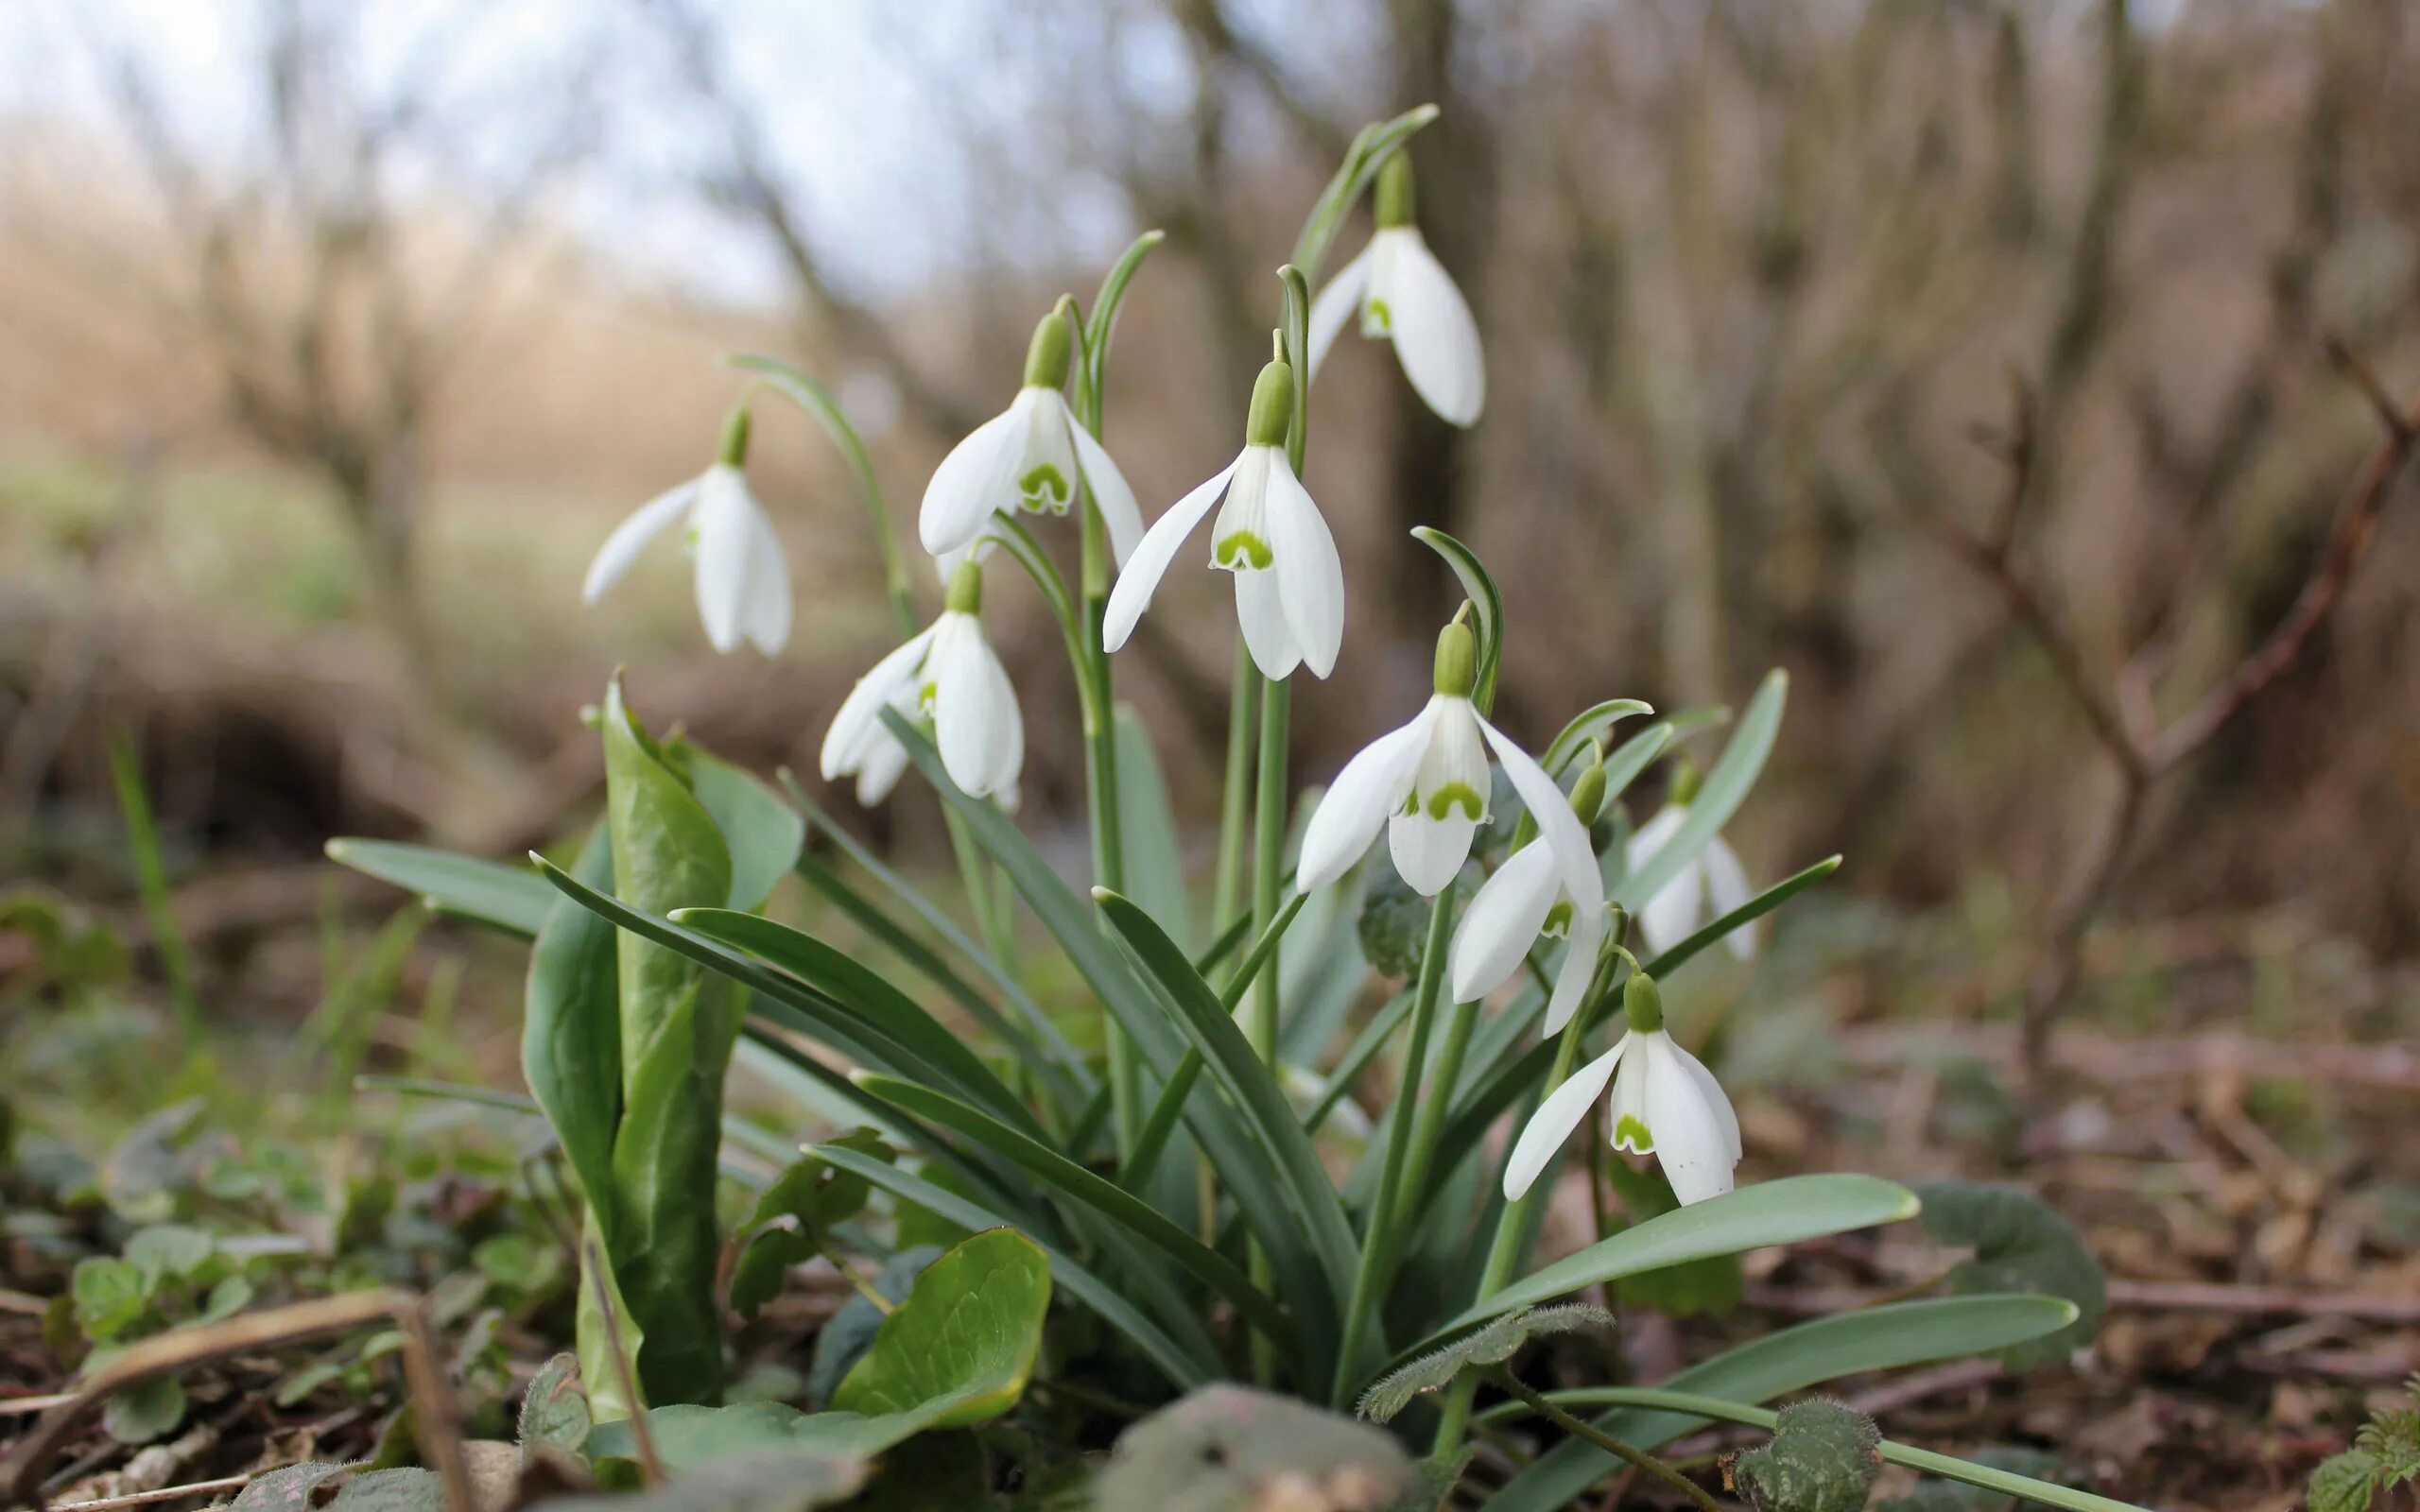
[[1617, 669, 1786, 912], [1486, 1383, 2145, 1512], [1405, 1176, 1920, 1360], [1291, 104, 1442, 280], [1539, 700, 1657, 776], [1411, 526, 1505, 712], [326, 839, 556, 939], [1642, 855, 1842, 980], [834, 1228, 1050, 1428], [811, 1143, 1213, 1388], [857, 1074, 1295, 1354], [1084, 231, 1167, 411], [1476, 1296, 2081, 1512], [1115, 706, 1192, 953]]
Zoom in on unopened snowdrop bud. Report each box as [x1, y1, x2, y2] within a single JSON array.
[[820, 559, 1024, 811], [1445, 737, 1610, 1030], [582, 401, 791, 656], [1500, 964, 1741, 1206], [1305, 150, 1485, 426], [1628, 756, 1759, 962], [1103, 357, 1344, 680], [920, 314, 1142, 567]]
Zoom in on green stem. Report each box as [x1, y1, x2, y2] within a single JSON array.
[[1330, 885, 1457, 1406], [1431, 1004, 1597, 1454], [1213, 643, 1259, 933], [1395, 991, 1481, 1222], [1479, 1367, 1724, 1512], [1246, 672, 1290, 1384]]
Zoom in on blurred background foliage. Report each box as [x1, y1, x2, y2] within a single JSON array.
[[3, 0, 2416, 1037]]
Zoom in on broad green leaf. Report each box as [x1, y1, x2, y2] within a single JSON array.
[[324, 839, 555, 938], [832, 1228, 1049, 1428], [1484, 1383, 2144, 1512], [1601, 1161, 1742, 1317], [599, 677, 735, 1407], [808, 1246, 936, 1409], [125, 1224, 212, 1285], [856, 1074, 1294, 1354], [517, 1353, 592, 1459], [1357, 1304, 1615, 1424], [523, 830, 621, 1232], [1477, 1297, 2082, 1512], [539, 1448, 869, 1512], [1642, 854, 1841, 980], [2310, 1451, 2383, 1512], [684, 748, 805, 912], [326, 1469, 443, 1511], [230, 1461, 350, 1510], [1912, 1180, 2106, 1369], [877, 713, 1338, 1362], [1732, 1399, 1884, 1512], [810, 1143, 1212, 1388], [588, 1399, 910, 1468], [1616, 669, 1786, 912], [72, 1257, 147, 1339], [1403, 1175, 1918, 1359], [102, 1371, 184, 1445], [1411, 527, 1504, 711], [1093, 889, 1360, 1313], [1098, 1384, 1418, 1511], [1115, 705, 1192, 953], [730, 1132, 893, 1319]]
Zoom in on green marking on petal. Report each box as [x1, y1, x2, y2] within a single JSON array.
[[1426, 782, 1486, 821], [1614, 1114, 1653, 1152], [1018, 463, 1071, 512], [1215, 531, 1274, 570], [918, 680, 939, 713], [1399, 792, 1422, 817], [1542, 901, 1573, 938], [1364, 297, 1392, 333]]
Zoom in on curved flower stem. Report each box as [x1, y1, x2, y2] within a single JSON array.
[[1395, 989, 1482, 1225], [1430, 988, 1604, 1454], [1330, 885, 1458, 1407], [1479, 1366, 1725, 1512]]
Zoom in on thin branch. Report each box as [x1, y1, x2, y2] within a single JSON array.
[[1483, 1366, 1724, 1512], [49, 1475, 251, 1512]]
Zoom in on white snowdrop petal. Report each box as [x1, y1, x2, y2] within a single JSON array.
[[1295, 706, 1435, 892], [930, 618, 1021, 800], [853, 734, 912, 807], [1449, 839, 1563, 1005], [1503, 1039, 1628, 1201], [1103, 458, 1237, 652], [1671, 1040, 1742, 1165], [1607, 1037, 1656, 1152], [583, 480, 696, 603], [739, 487, 792, 655], [1264, 453, 1344, 679], [820, 627, 938, 781], [919, 407, 1026, 558], [1061, 401, 1145, 567], [1234, 568, 1302, 681], [1012, 389, 1079, 515], [1702, 833, 1758, 960], [1625, 805, 1688, 873], [1644, 1035, 1737, 1206], [1637, 854, 1703, 957], [1383, 230, 1486, 426], [1389, 808, 1480, 897], [1542, 902, 1604, 1037], [1479, 717, 1605, 917], [1305, 248, 1372, 380], [690, 466, 757, 655]]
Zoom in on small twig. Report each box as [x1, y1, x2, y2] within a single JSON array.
[[390, 1303, 476, 1512], [2104, 1280, 2420, 1323], [48, 1474, 251, 1512], [0, 1288, 53, 1316], [584, 1239, 664, 1486], [1483, 1366, 1724, 1512], [0, 1393, 79, 1418]]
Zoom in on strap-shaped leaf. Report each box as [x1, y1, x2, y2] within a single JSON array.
[[1540, 700, 1657, 777], [811, 1143, 1214, 1388], [1642, 855, 1842, 979], [327, 838, 555, 938], [1094, 889, 1360, 1310], [1083, 231, 1167, 421], [1291, 104, 1442, 280], [1411, 527, 1505, 712], [1477, 1296, 2078, 1512], [1618, 669, 1787, 911], [857, 1074, 1295, 1354]]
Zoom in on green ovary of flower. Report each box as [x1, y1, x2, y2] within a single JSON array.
[[1215, 531, 1274, 570], [1019, 463, 1071, 511], [1426, 782, 1486, 820]]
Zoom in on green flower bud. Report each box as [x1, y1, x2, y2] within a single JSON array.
[[1245, 359, 1295, 448], [945, 558, 983, 615], [1669, 755, 1703, 807], [1432, 621, 1478, 698], [1568, 761, 1608, 827], [1622, 971, 1665, 1034], [1375, 152, 1416, 230], [717, 404, 752, 468], [1024, 314, 1073, 389]]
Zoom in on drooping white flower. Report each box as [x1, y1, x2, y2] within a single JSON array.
[[1501, 973, 1740, 1206], [919, 315, 1143, 567], [582, 406, 791, 656], [1297, 622, 1602, 939], [1448, 756, 1610, 1035], [1306, 153, 1485, 428], [1627, 790, 1757, 961], [1102, 357, 1343, 680], [819, 560, 1023, 808]]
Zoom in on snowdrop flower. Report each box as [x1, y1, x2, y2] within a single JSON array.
[[582, 406, 791, 655], [919, 315, 1143, 567], [1297, 622, 1602, 930], [1448, 755, 1610, 1036], [1502, 972, 1740, 1206], [1102, 357, 1344, 680], [1627, 764, 1757, 960], [1306, 153, 1485, 427], [819, 560, 1023, 808]]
